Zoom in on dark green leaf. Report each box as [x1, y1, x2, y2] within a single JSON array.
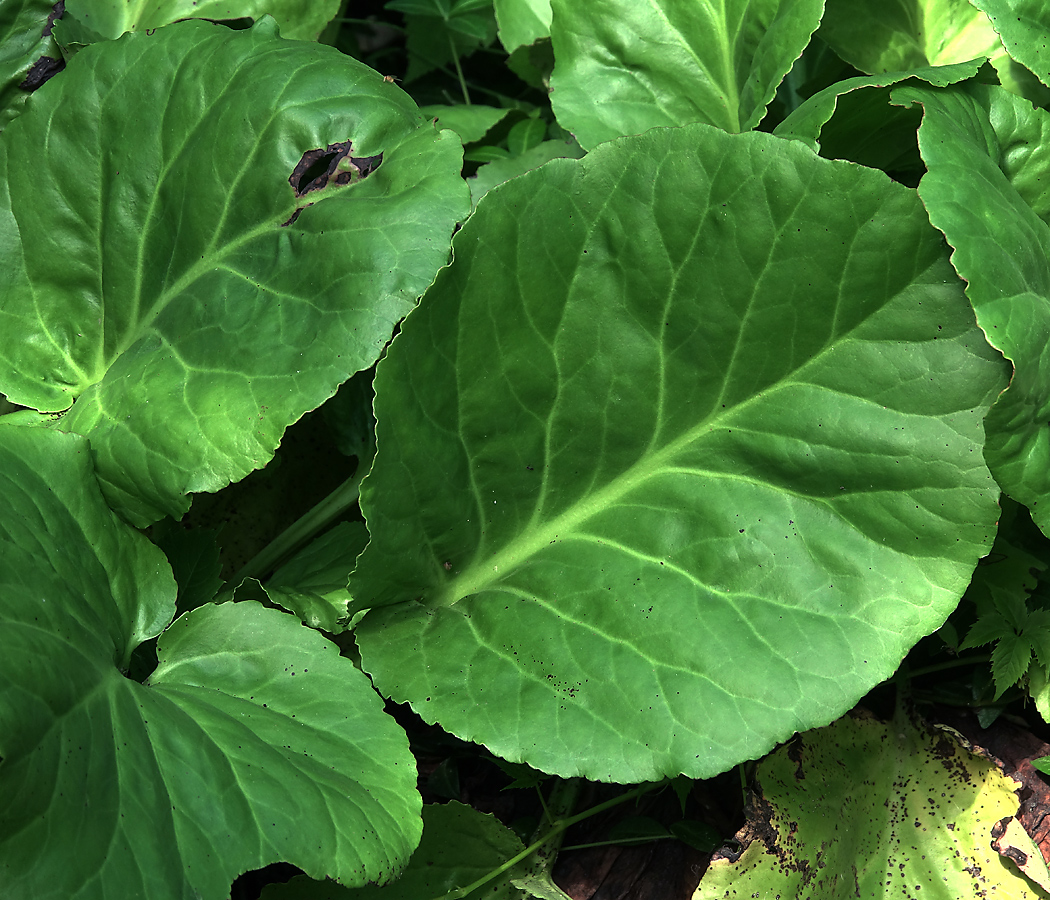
[[420, 103, 513, 143], [263, 521, 369, 632], [990, 631, 1032, 696], [506, 117, 546, 155], [263, 802, 527, 900]]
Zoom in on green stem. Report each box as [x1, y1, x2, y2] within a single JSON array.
[[229, 462, 369, 585], [436, 781, 659, 900], [447, 30, 472, 105], [903, 654, 992, 680]]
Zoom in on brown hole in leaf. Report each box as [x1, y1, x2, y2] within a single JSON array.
[[289, 140, 383, 198], [282, 142, 383, 226]]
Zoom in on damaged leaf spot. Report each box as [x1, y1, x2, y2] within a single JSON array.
[[282, 141, 383, 226], [289, 141, 383, 198]]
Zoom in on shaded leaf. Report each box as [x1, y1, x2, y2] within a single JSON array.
[[773, 60, 982, 153], [351, 123, 1006, 782], [819, 0, 1003, 73], [991, 631, 1034, 697], [420, 103, 513, 143], [467, 139, 583, 208], [0, 18, 468, 525], [548, 0, 824, 146], [262, 802, 527, 900], [263, 521, 369, 632], [961, 612, 1016, 649]]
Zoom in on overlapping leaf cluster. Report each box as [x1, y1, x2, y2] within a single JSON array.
[[3, 0, 1050, 898]]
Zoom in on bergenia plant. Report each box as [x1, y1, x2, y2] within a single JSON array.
[[3, 0, 1050, 897]]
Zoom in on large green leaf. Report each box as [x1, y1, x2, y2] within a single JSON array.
[[894, 83, 1050, 535], [63, 0, 341, 42], [695, 706, 1047, 899], [547, 0, 824, 146], [350, 123, 1007, 782], [0, 426, 420, 899], [0, 18, 469, 525]]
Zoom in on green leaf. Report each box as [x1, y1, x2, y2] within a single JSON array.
[[506, 117, 546, 156], [960, 612, 1015, 650], [696, 707, 1045, 899], [0, 0, 61, 128], [262, 802, 527, 900], [0, 426, 421, 898], [819, 0, 1004, 73], [606, 816, 670, 844], [669, 819, 720, 852], [970, 0, 1050, 90], [0, 18, 469, 525], [894, 83, 1050, 536], [990, 630, 1033, 696], [63, 0, 342, 42], [420, 103, 513, 143], [350, 123, 1006, 782], [470, 137, 588, 210], [263, 521, 369, 632], [548, 0, 824, 146], [387, 0, 450, 17], [494, 0, 551, 54], [150, 518, 225, 616]]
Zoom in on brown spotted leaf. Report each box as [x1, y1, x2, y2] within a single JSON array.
[[696, 704, 1049, 899]]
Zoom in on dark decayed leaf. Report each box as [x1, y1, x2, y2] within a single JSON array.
[[0, 426, 420, 900], [350, 122, 1007, 782], [0, 18, 469, 525]]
